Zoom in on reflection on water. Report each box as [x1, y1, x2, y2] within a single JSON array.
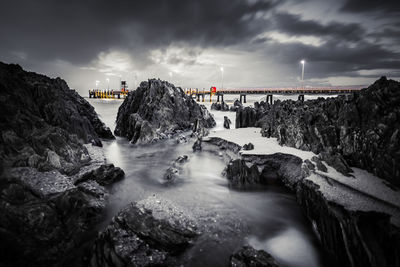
[[88, 99, 333, 267]]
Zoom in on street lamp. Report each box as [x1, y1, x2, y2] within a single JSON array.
[[220, 67, 224, 89], [300, 60, 305, 87], [95, 80, 100, 90], [106, 78, 110, 90]]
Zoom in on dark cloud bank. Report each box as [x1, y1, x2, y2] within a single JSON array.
[[0, 0, 399, 89]]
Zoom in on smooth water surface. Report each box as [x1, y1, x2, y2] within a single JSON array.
[[88, 98, 333, 267]]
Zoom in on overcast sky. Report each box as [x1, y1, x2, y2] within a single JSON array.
[[0, 0, 399, 95]]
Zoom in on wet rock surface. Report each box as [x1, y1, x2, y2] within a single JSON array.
[[236, 77, 400, 185], [115, 79, 216, 144], [0, 62, 121, 266], [89, 197, 198, 267], [231, 245, 281, 267]]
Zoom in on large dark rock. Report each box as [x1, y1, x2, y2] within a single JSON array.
[[74, 163, 125, 186], [231, 246, 281, 267], [236, 77, 400, 186], [115, 79, 216, 144], [89, 197, 198, 267], [0, 165, 109, 266], [225, 159, 261, 188], [298, 179, 400, 267], [211, 101, 230, 111], [0, 62, 113, 174], [0, 62, 121, 266]]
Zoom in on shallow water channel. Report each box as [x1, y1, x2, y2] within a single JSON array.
[[88, 98, 334, 267]]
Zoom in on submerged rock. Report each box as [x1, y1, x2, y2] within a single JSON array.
[[236, 77, 400, 186], [89, 197, 198, 267], [115, 79, 216, 144], [231, 246, 281, 267]]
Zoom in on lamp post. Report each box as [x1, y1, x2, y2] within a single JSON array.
[[95, 80, 99, 90], [220, 67, 224, 89], [106, 78, 110, 90], [300, 60, 305, 88]]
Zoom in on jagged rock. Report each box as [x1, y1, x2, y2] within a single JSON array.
[[0, 62, 120, 266], [0, 167, 108, 266], [231, 246, 281, 267], [311, 156, 328, 172], [319, 152, 351, 175], [211, 101, 230, 111], [260, 126, 272, 138], [115, 79, 216, 144], [0, 62, 113, 174], [243, 143, 254, 151], [236, 77, 400, 185], [230, 99, 243, 112], [224, 116, 232, 129], [298, 179, 400, 267], [89, 198, 198, 267], [225, 159, 261, 188], [74, 163, 125, 186]]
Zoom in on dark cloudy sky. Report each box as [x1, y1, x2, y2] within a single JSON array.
[[1, 0, 399, 94]]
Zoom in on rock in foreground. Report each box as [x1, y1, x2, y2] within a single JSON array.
[[231, 246, 281, 267], [115, 79, 216, 144], [89, 197, 198, 267], [0, 62, 121, 266]]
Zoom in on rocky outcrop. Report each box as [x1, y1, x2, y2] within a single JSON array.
[[0, 62, 121, 266], [211, 136, 400, 267], [236, 77, 400, 186], [0, 145, 118, 266], [89, 197, 198, 267], [297, 179, 400, 267], [115, 79, 216, 144], [74, 163, 125, 186], [211, 101, 230, 111], [230, 100, 243, 112], [163, 155, 189, 184], [0, 62, 114, 174], [225, 153, 303, 189], [231, 246, 281, 267]]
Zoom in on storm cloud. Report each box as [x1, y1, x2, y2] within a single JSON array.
[[0, 0, 399, 92]]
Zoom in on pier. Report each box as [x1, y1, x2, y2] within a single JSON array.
[[185, 85, 364, 103]]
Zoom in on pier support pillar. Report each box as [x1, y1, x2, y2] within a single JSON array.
[[217, 93, 224, 103], [240, 94, 247, 103], [266, 94, 273, 105]]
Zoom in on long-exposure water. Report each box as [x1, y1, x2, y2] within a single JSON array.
[[88, 98, 334, 267]]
